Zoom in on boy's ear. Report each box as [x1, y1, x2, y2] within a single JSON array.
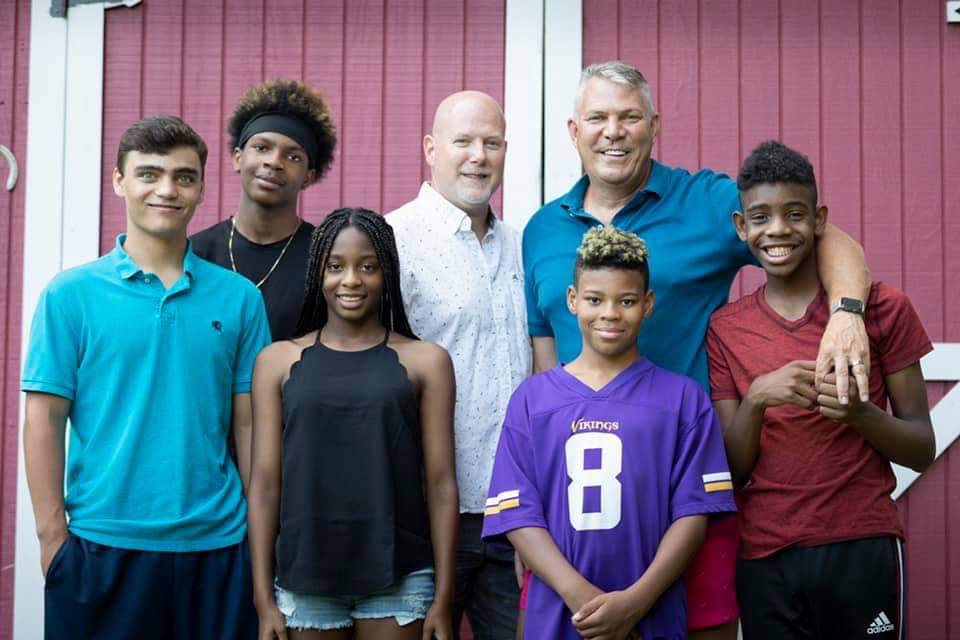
[[232, 147, 243, 172], [112, 166, 125, 197], [814, 204, 828, 235], [733, 211, 748, 241], [643, 289, 656, 320], [566, 284, 578, 315]]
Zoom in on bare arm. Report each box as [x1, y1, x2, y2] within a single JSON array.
[[572, 516, 708, 640], [507, 526, 602, 614], [23, 392, 71, 576], [815, 222, 871, 402], [246, 347, 288, 639], [818, 364, 934, 471], [232, 393, 253, 493], [418, 344, 459, 640], [532, 336, 558, 374], [714, 360, 818, 485]]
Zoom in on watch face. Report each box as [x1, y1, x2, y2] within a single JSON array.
[[834, 297, 865, 315]]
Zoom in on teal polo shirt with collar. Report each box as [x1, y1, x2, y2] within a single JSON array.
[[523, 160, 757, 389], [22, 234, 271, 552]]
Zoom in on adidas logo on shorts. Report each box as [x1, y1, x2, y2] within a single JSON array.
[[866, 611, 894, 634]]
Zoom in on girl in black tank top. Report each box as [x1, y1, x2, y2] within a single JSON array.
[[247, 208, 458, 639]]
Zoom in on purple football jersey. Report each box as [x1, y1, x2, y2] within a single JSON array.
[[482, 359, 735, 640]]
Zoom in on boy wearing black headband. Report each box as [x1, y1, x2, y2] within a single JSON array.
[[192, 79, 337, 340]]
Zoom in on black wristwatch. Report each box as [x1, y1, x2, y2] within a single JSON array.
[[830, 297, 865, 317]]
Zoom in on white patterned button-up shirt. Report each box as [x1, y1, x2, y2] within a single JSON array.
[[387, 183, 532, 513]]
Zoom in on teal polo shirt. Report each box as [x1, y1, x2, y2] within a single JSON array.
[[22, 235, 271, 552], [523, 160, 757, 389]]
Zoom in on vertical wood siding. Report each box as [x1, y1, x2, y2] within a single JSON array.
[[0, 2, 28, 638], [583, 1, 958, 637], [99, 0, 506, 253]]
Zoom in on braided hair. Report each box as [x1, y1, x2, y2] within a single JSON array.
[[297, 208, 417, 340], [574, 226, 651, 290]]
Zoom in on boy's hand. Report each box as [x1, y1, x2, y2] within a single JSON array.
[[746, 360, 818, 409], [39, 526, 69, 578], [571, 590, 645, 640], [817, 371, 870, 424], [563, 581, 604, 618]]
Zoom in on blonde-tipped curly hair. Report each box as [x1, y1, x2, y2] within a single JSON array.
[[227, 79, 337, 177], [574, 226, 650, 286]]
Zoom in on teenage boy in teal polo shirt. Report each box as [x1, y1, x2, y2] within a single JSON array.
[[22, 116, 271, 639]]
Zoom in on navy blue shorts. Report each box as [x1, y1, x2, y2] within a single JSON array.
[[44, 534, 257, 640]]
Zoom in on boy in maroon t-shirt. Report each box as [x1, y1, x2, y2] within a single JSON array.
[[706, 140, 935, 640]]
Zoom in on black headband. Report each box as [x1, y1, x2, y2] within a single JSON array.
[[237, 112, 319, 169]]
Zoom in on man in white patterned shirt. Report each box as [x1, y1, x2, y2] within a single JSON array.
[[387, 91, 531, 639]]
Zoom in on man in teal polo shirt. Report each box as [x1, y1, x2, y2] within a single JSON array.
[[22, 116, 271, 639], [522, 61, 873, 639]]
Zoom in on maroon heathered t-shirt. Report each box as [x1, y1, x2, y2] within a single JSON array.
[[706, 282, 932, 559]]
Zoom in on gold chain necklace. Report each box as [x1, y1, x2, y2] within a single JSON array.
[[228, 216, 302, 289]]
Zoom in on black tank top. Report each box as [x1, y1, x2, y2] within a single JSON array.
[[275, 331, 433, 595]]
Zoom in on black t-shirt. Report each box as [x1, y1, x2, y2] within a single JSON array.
[[191, 219, 315, 341]]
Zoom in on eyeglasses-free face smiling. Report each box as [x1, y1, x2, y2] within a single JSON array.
[[322, 226, 386, 323], [735, 182, 827, 280], [568, 77, 661, 192], [567, 267, 655, 359], [113, 146, 204, 240]]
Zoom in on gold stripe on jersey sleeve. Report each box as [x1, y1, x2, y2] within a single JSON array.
[[704, 481, 733, 493]]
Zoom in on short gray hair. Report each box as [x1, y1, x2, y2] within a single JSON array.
[[574, 60, 655, 116]]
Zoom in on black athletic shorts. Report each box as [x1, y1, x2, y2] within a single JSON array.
[[44, 534, 257, 639], [737, 536, 904, 640]]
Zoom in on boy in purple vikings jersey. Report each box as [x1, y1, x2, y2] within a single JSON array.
[[482, 227, 736, 640]]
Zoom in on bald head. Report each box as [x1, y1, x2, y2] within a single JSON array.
[[424, 91, 507, 218], [431, 90, 506, 137]]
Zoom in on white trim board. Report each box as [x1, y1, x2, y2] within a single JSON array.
[[893, 343, 960, 499], [542, 0, 582, 204], [14, 3, 105, 638], [503, 0, 544, 230]]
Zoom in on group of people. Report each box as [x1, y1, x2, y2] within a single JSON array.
[[21, 60, 934, 640]]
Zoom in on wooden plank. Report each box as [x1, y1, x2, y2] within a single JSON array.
[[819, 0, 861, 244], [698, 0, 740, 179], [220, 0, 266, 224], [582, 0, 618, 66], [423, 0, 465, 185], [341, 0, 385, 211], [100, 4, 144, 255], [301, 0, 345, 222], [616, 0, 659, 161], [657, 0, 698, 170], [264, 0, 305, 82], [736, 0, 780, 298], [140, 0, 183, 116], [182, 0, 226, 232], [465, 0, 506, 216], [382, 0, 425, 214], [779, 0, 820, 169], [860, 0, 902, 287], [0, 3, 28, 638]]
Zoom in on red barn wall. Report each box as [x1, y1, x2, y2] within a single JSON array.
[[0, 2, 29, 638], [98, 0, 506, 249], [583, 0, 959, 637]]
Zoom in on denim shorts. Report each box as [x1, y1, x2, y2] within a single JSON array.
[[275, 567, 434, 630]]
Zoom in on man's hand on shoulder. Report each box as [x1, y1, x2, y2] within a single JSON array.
[[816, 311, 870, 404], [746, 360, 818, 410]]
